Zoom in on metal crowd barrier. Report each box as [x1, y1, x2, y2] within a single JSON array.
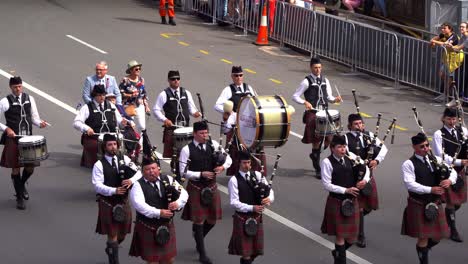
[[184, 0, 468, 101]]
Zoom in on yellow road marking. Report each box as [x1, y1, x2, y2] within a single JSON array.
[[245, 68, 256, 74], [160, 33, 183, 38], [199, 50, 209, 55], [178, 41, 189, 46], [360, 112, 372, 118], [221, 59, 233, 64], [269, 78, 283, 84], [394, 125, 408, 131]]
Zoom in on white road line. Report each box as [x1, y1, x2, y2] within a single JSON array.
[[290, 130, 303, 139], [66, 35, 108, 54], [0, 70, 372, 264]]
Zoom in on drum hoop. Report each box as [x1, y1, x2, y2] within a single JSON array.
[[236, 96, 260, 150], [18, 136, 46, 145], [274, 95, 291, 148]]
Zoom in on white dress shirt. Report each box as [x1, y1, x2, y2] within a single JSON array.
[[179, 139, 232, 180], [152, 87, 199, 123], [73, 100, 124, 133], [130, 176, 188, 219], [0, 93, 42, 132], [292, 74, 335, 105], [214, 83, 257, 114], [345, 130, 388, 163], [401, 154, 457, 194], [321, 152, 370, 194], [91, 154, 142, 196], [432, 125, 468, 166], [228, 170, 275, 213], [222, 112, 237, 134]]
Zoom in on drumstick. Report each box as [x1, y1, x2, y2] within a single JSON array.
[[334, 85, 343, 103], [45, 122, 52, 127]]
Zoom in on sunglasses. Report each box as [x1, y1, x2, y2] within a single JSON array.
[[419, 143, 430, 149], [96, 68, 106, 71], [170, 77, 180, 81], [233, 74, 243, 77], [133, 67, 141, 71]]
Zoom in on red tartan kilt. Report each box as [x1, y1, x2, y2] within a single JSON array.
[[181, 181, 222, 223], [321, 195, 359, 242], [441, 174, 467, 206], [81, 134, 98, 168], [358, 176, 379, 211], [228, 213, 264, 257], [302, 111, 322, 144], [129, 220, 177, 262], [1, 137, 40, 168], [162, 127, 175, 158], [401, 197, 449, 240], [95, 197, 132, 236]]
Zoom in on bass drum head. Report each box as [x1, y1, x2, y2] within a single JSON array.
[[236, 96, 258, 149]]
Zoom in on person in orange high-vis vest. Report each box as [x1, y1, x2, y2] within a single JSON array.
[[160, 0, 176, 26]]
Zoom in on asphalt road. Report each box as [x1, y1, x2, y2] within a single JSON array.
[[0, 1, 467, 263]]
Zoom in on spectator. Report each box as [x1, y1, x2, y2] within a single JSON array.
[[82, 61, 121, 105], [448, 22, 468, 100], [342, 0, 362, 13], [363, 0, 387, 17]]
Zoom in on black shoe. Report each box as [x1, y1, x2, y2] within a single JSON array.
[[309, 152, 321, 172], [194, 224, 212, 264], [356, 235, 366, 248], [169, 18, 176, 26], [199, 255, 213, 264], [22, 184, 29, 200], [450, 228, 463, 243], [161, 16, 167, 24], [16, 198, 26, 210]]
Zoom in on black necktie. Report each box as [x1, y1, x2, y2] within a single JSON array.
[[99, 103, 104, 112], [15, 96, 20, 102], [316, 77, 322, 85], [339, 158, 345, 166], [174, 91, 179, 99], [198, 143, 204, 151], [424, 157, 432, 171], [111, 157, 118, 172], [245, 172, 250, 179], [152, 181, 160, 196], [451, 129, 457, 139]]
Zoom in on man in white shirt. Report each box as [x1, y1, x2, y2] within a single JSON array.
[[401, 133, 457, 264], [320, 135, 369, 264], [129, 153, 188, 264], [228, 151, 274, 264], [0, 76, 48, 210], [92, 134, 142, 264]]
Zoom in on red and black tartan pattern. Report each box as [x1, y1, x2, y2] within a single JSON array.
[[81, 134, 98, 168], [302, 111, 322, 144], [181, 181, 222, 223], [1, 137, 39, 168], [95, 197, 132, 236], [401, 197, 449, 240], [441, 174, 467, 206], [129, 220, 177, 262], [228, 213, 264, 257], [162, 127, 175, 158], [358, 176, 379, 211], [321, 195, 360, 242]]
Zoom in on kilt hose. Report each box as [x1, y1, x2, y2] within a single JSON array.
[[401, 197, 450, 240], [228, 212, 264, 257], [358, 176, 379, 212], [321, 195, 360, 242], [81, 134, 98, 168], [181, 181, 222, 223], [95, 196, 132, 237], [129, 220, 177, 262]]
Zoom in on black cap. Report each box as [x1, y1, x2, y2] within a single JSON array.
[[348, 113, 363, 124], [310, 57, 321, 66], [231, 66, 243, 74], [91, 84, 106, 97], [443, 107, 457, 117], [141, 157, 159, 167], [9, 76, 22, 86], [193, 121, 208, 132], [103, 133, 117, 143], [168, 70, 180, 79], [411, 132, 427, 145], [238, 151, 251, 161], [331, 135, 347, 147]]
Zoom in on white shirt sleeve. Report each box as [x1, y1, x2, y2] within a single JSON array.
[[214, 86, 232, 114], [222, 113, 237, 134], [92, 160, 117, 196], [247, 85, 258, 96], [168, 176, 189, 210], [324, 78, 336, 102], [178, 145, 201, 180], [321, 158, 347, 194], [432, 130, 443, 157], [368, 132, 388, 163], [228, 176, 254, 212], [130, 180, 161, 219], [28, 96, 42, 127], [0, 98, 10, 131], [153, 91, 168, 122], [402, 160, 432, 194], [292, 79, 308, 105], [185, 90, 199, 115], [73, 104, 91, 133]]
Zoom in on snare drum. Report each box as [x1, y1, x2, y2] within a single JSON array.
[[315, 110, 342, 136], [236, 95, 293, 149], [173, 127, 193, 152], [97, 133, 124, 159], [18, 135, 49, 163]]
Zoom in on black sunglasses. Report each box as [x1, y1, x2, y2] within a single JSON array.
[[133, 67, 141, 71], [419, 143, 430, 149], [170, 77, 180, 81], [233, 74, 243, 77]]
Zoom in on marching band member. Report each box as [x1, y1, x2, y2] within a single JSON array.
[[83, 61, 122, 105], [345, 113, 388, 247], [92, 134, 142, 264], [228, 151, 274, 264], [179, 121, 232, 264], [152, 70, 201, 159], [292, 57, 342, 179], [129, 147, 188, 264], [321, 135, 369, 264], [73, 84, 128, 168], [431, 107, 468, 242], [401, 133, 456, 264], [0, 76, 48, 210]]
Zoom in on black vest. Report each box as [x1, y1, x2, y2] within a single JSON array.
[[235, 172, 260, 208], [5, 94, 33, 135], [409, 156, 440, 202], [440, 127, 467, 159], [329, 155, 357, 200], [304, 76, 328, 109], [188, 142, 215, 186], [162, 87, 190, 125], [136, 176, 169, 224], [85, 101, 117, 133], [346, 132, 368, 159], [229, 83, 251, 112], [102, 156, 125, 188]]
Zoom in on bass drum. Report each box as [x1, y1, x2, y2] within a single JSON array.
[[236, 95, 293, 150]]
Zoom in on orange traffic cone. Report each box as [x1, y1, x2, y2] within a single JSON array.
[[254, 5, 269, 46]]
